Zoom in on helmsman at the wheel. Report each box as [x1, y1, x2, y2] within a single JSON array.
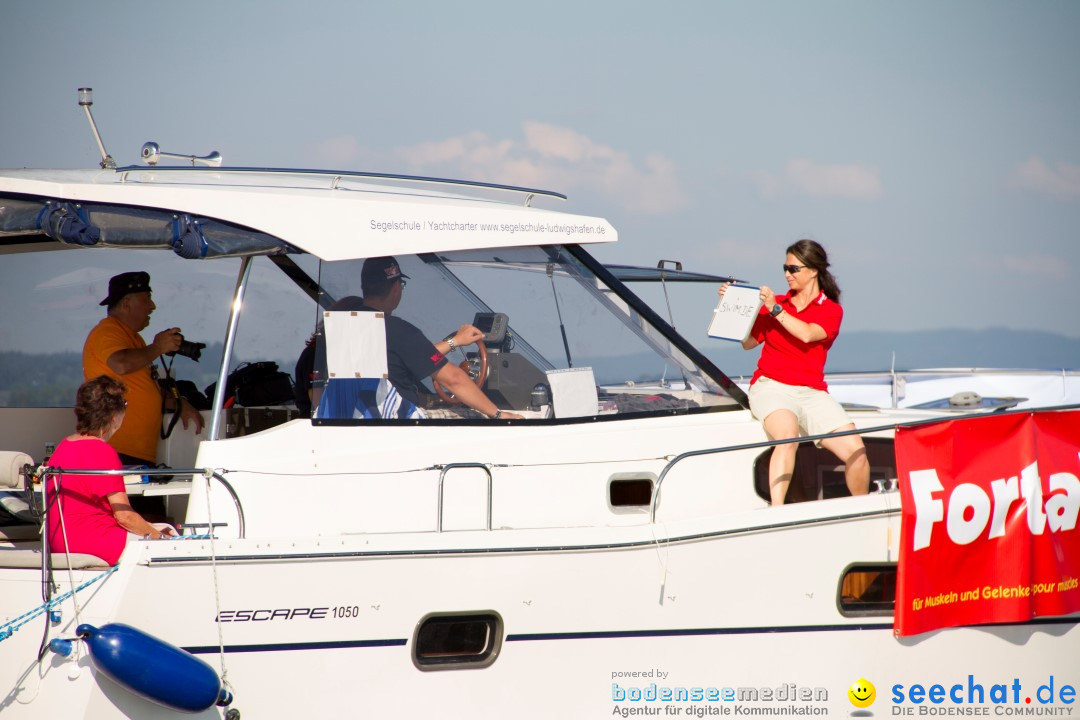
[[358, 256, 522, 420]]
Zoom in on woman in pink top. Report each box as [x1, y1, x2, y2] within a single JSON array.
[[720, 239, 869, 506], [45, 375, 175, 565]]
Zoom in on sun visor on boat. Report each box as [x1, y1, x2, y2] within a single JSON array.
[[0, 197, 51, 237], [0, 195, 292, 258], [170, 214, 291, 259], [38, 202, 102, 245]]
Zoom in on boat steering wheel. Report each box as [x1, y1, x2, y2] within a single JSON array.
[[433, 340, 488, 405]]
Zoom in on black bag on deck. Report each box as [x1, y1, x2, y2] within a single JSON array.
[[205, 361, 295, 407], [175, 379, 211, 411]]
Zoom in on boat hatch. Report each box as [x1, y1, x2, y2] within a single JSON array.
[[908, 391, 1026, 412]]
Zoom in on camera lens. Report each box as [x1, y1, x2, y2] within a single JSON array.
[[171, 337, 206, 362]]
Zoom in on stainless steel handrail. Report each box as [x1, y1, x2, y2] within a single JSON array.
[[208, 256, 253, 441], [37, 466, 246, 539], [112, 165, 568, 203], [436, 463, 493, 532]]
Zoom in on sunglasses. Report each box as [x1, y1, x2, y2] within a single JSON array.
[[782, 264, 807, 274]]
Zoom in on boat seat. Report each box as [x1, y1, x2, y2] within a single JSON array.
[[0, 451, 39, 525], [0, 450, 33, 489], [0, 544, 108, 569]]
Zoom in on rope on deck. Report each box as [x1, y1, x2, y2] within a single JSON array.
[[0, 565, 118, 643]]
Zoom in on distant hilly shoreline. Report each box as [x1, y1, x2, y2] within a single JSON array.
[[699, 328, 1079, 377], [826, 328, 1080, 373]]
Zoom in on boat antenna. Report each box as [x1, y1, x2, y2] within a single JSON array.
[[77, 88, 115, 169], [890, 351, 901, 409], [648, 260, 691, 388], [656, 259, 682, 389]]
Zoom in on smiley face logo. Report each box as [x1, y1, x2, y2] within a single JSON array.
[[848, 679, 876, 708]]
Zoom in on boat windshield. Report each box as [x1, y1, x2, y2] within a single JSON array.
[[309, 245, 742, 422]]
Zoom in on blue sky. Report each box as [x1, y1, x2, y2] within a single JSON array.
[[2, 0, 1079, 352]]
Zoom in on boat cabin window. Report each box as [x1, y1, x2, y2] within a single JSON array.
[[218, 255, 319, 436], [307, 246, 741, 423], [0, 245, 323, 443], [608, 473, 656, 509], [412, 612, 503, 670], [0, 248, 231, 409], [838, 563, 896, 616]]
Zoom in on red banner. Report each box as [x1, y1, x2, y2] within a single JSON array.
[[894, 409, 1080, 637]]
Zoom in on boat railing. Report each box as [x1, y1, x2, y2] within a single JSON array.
[[113, 165, 567, 206], [35, 466, 246, 539], [721, 368, 1080, 409], [833, 368, 1080, 409], [649, 401, 1080, 523], [436, 463, 493, 532]]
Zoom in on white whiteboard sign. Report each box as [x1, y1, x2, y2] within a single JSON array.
[[324, 310, 389, 379], [545, 367, 599, 418], [706, 284, 762, 342]]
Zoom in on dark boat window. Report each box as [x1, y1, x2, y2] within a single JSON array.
[[838, 563, 896, 616], [609, 474, 655, 508], [413, 612, 503, 670]]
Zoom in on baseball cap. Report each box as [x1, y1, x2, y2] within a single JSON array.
[[100, 271, 152, 306], [361, 257, 410, 286]]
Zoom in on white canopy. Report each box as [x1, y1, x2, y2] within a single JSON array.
[[0, 168, 616, 261]]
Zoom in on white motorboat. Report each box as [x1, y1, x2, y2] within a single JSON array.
[[1, 95, 1077, 719]]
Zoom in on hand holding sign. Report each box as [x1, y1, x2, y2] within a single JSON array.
[[707, 283, 763, 342]]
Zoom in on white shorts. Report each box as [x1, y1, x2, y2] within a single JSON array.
[[748, 377, 853, 443]]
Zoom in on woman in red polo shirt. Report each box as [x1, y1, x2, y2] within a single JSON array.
[[721, 239, 869, 506]]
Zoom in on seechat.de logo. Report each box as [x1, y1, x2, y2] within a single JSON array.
[[848, 678, 877, 708]]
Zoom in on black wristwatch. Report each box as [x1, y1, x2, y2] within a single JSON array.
[[769, 304, 783, 317]]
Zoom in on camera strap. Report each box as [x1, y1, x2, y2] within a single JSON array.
[[158, 358, 183, 440]]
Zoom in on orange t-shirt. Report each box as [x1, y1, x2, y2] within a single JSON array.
[[82, 316, 162, 463]]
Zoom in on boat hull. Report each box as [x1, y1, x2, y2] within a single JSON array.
[[4, 501, 1077, 718]]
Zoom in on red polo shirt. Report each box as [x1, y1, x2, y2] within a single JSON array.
[[749, 291, 843, 391]]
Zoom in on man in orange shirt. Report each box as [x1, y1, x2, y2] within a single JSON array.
[[82, 272, 204, 466]]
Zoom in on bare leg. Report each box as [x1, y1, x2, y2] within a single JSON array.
[[762, 410, 800, 506], [819, 424, 870, 497]]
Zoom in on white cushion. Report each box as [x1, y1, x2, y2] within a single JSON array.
[[0, 451, 33, 489]]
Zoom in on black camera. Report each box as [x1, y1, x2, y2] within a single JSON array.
[[167, 335, 206, 362]]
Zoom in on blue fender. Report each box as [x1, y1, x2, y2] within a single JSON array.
[[77, 623, 232, 713]]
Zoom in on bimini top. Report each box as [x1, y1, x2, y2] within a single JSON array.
[[0, 167, 616, 261]]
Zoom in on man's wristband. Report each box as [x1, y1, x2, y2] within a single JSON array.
[[492, 409, 502, 419]]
